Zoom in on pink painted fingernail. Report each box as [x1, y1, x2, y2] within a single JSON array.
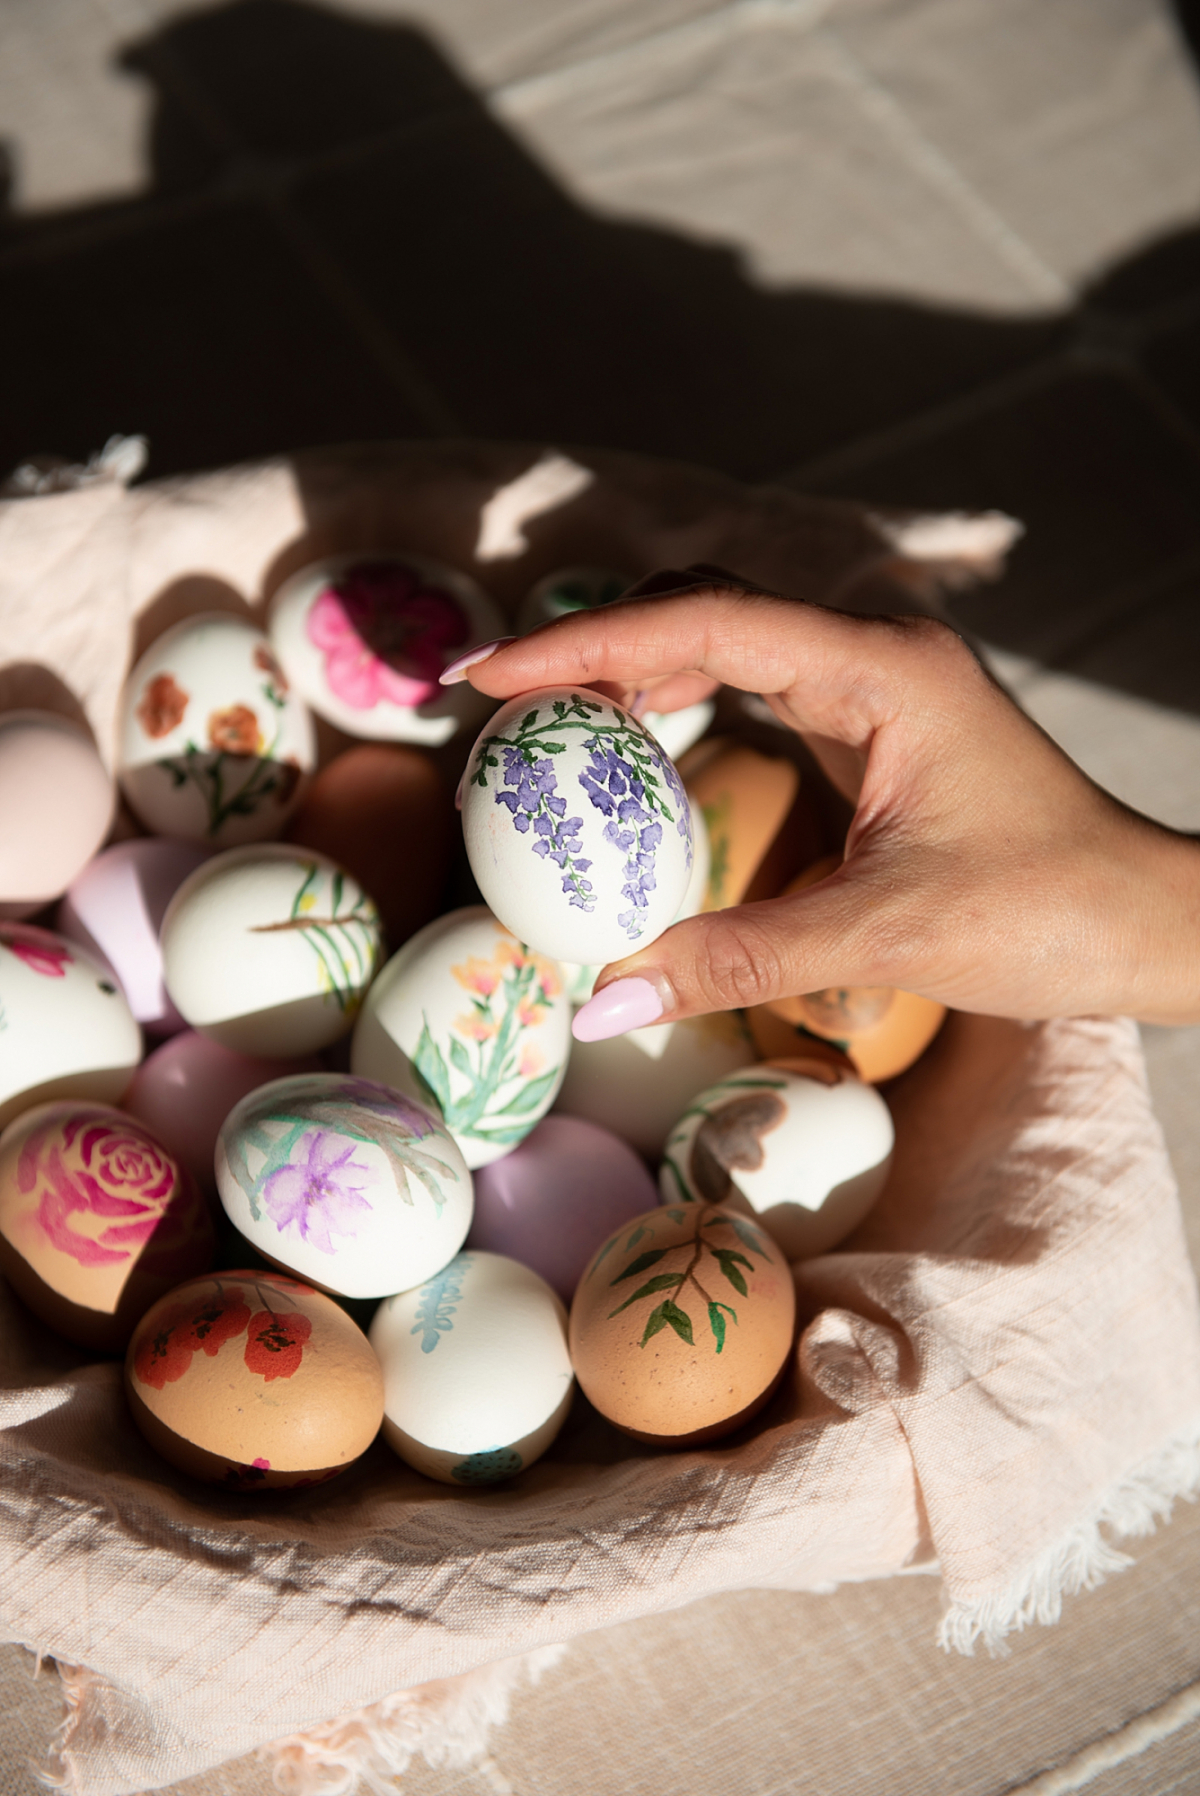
[[454, 769, 465, 811], [439, 637, 516, 685], [572, 977, 664, 1042], [630, 690, 649, 721]]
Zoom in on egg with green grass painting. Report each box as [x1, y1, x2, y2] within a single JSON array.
[[568, 1202, 795, 1446], [161, 845, 382, 1057], [351, 907, 570, 1170]]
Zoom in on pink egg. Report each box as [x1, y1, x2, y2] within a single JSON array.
[[124, 1031, 320, 1192], [57, 838, 210, 1036], [467, 1115, 657, 1302], [0, 712, 114, 918]]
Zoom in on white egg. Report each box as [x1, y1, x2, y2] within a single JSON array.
[[118, 613, 315, 845], [215, 1072, 472, 1298], [369, 1249, 573, 1484], [351, 907, 571, 1170], [659, 1059, 894, 1260], [553, 1010, 755, 1158], [161, 845, 382, 1057], [0, 924, 142, 1129], [0, 712, 115, 917], [267, 552, 506, 745], [462, 687, 693, 964]]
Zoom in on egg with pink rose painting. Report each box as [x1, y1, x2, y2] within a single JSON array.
[[267, 553, 506, 746], [0, 1101, 214, 1351], [0, 924, 142, 1131], [215, 1072, 473, 1298], [117, 613, 316, 846]]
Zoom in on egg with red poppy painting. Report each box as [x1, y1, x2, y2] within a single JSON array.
[[267, 553, 505, 746], [0, 1102, 214, 1350], [0, 924, 142, 1130], [118, 613, 315, 846], [125, 1270, 384, 1487]]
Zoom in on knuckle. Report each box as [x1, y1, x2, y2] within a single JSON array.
[[694, 911, 784, 1009]]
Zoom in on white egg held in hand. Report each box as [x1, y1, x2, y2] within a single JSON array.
[[461, 688, 693, 964], [369, 1249, 573, 1484], [118, 614, 315, 845], [659, 1059, 894, 1260], [351, 907, 570, 1170], [161, 845, 382, 1057], [215, 1072, 473, 1298], [0, 924, 142, 1130]]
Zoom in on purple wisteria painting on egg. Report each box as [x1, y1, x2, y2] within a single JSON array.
[[461, 689, 693, 965]]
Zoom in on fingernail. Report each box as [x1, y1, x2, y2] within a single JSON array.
[[572, 976, 665, 1042], [439, 636, 515, 685], [454, 769, 465, 811], [630, 690, 649, 721]]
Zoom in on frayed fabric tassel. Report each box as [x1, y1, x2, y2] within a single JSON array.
[[938, 1416, 1200, 1657], [261, 1645, 567, 1796]]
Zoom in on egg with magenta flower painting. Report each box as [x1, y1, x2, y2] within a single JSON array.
[[461, 688, 693, 965]]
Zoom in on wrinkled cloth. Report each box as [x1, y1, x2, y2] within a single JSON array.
[[0, 444, 1197, 1794]]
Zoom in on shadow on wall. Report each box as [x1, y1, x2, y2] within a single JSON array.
[[3, 0, 1200, 708]]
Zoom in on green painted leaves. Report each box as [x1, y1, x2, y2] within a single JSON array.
[[602, 1207, 765, 1356]]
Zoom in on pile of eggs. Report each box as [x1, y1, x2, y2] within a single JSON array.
[[0, 552, 944, 1493]]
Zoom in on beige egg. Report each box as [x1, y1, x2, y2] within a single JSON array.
[[0, 1102, 214, 1351], [678, 739, 818, 909], [125, 1269, 384, 1489], [569, 1202, 795, 1446]]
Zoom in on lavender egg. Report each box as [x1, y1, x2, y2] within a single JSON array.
[[461, 688, 693, 965], [466, 1115, 658, 1302]]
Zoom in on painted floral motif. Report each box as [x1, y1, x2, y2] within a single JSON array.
[[409, 1253, 471, 1352], [306, 562, 469, 711], [248, 862, 380, 1014], [470, 693, 691, 943], [133, 1277, 313, 1390], [409, 937, 563, 1154], [253, 643, 289, 698], [601, 1206, 773, 1355], [18, 1112, 184, 1269], [137, 672, 189, 739], [659, 1072, 792, 1208], [452, 1445, 523, 1483], [0, 926, 72, 978], [207, 703, 262, 755], [223, 1078, 460, 1254]]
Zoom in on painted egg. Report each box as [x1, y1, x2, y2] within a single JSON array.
[[515, 568, 714, 761], [569, 1201, 795, 1446], [267, 553, 505, 745], [462, 687, 693, 964], [553, 1010, 755, 1159], [659, 1060, 894, 1261], [118, 614, 315, 846], [369, 1249, 573, 1484], [350, 907, 570, 1170], [284, 743, 453, 948], [57, 838, 209, 1036], [160, 845, 382, 1056], [125, 1269, 384, 1488], [0, 712, 115, 919], [215, 1072, 472, 1298], [0, 924, 142, 1131], [680, 739, 819, 910], [125, 1032, 322, 1194], [467, 1115, 658, 1302], [0, 1102, 214, 1350]]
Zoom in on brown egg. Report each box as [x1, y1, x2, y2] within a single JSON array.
[[569, 1202, 795, 1446], [0, 1102, 215, 1352], [752, 857, 946, 1081], [285, 743, 452, 946], [678, 739, 818, 910], [125, 1269, 384, 1488]]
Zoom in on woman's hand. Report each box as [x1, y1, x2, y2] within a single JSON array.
[[442, 569, 1200, 1038]]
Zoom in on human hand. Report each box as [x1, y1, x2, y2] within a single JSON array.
[[442, 569, 1200, 1037]]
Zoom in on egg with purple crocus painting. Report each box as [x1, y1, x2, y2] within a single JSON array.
[[350, 907, 571, 1170], [118, 614, 315, 846], [369, 1250, 573, 1484], [461, 688, 693, 965], [467, 1115, 659, 1302], [215, 1072, 472, 1298], [267, 553, 505, 746], [0, 924, 142, 1130]]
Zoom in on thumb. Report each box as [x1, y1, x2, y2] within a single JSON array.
[[571, 872, 897, 1041]]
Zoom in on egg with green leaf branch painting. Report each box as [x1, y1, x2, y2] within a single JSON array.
[[568, 1202, 795, 1446]]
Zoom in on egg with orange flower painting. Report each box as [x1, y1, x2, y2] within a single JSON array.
[[351, 907, 571, 1169], [118, 613, 315, 846], [125, 1270, 384, 1487]]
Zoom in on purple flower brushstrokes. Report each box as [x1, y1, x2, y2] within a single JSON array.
[[495, 746, 595, 911], [261, 1129, 374, 1254]]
